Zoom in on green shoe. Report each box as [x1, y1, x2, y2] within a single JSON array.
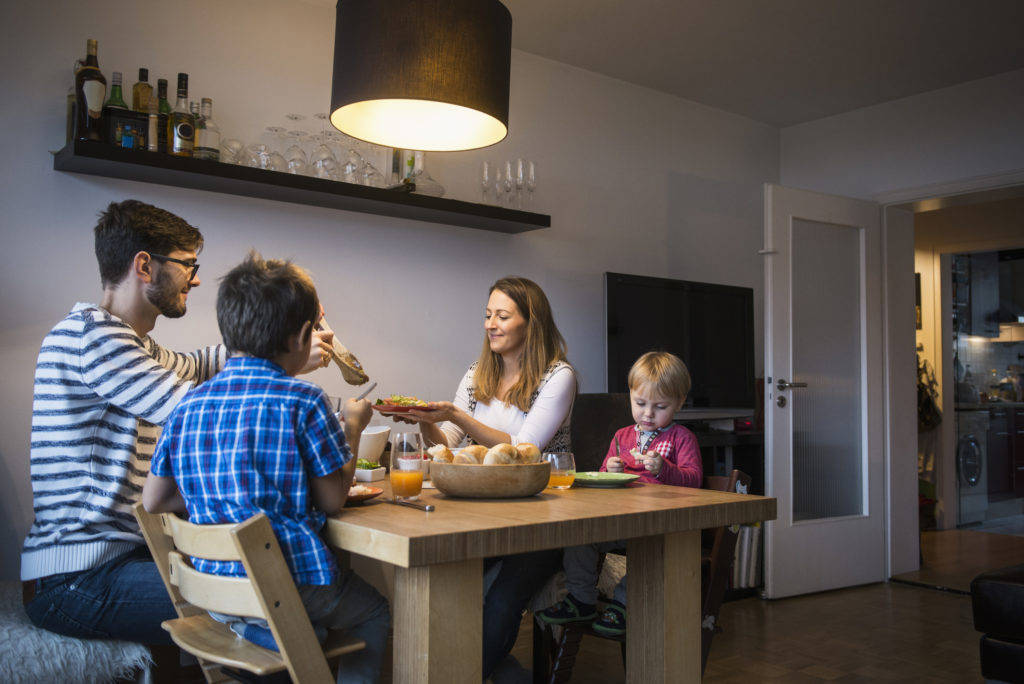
[[592, 600, 626, 636], [537, 594, 597, 625]]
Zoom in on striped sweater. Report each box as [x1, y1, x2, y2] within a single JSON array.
[[21, 303, 225, 581]]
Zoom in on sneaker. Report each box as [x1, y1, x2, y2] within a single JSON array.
[[592, 600, 626, 636], [537, 593, 597, 625]]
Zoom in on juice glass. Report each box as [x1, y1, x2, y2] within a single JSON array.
[[545, 452, 576, 489], [390, 432, 424, 500]]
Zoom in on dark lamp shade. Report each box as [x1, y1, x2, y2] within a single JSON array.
[[330, 0, 512, 152]]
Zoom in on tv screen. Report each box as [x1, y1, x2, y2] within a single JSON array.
[[605, 272, 755, 409]]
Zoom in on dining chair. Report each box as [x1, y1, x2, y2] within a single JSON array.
[[568, 393, 632, 471], [132, 503, 365, 684], [531, 469, 752, 682]]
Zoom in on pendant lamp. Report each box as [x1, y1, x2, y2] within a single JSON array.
[[330, 0, 512, 152]]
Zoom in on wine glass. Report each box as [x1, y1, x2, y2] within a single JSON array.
[[502, 160, 514, 205], [390, 432, 425, 500], [480, 161, 492, 203], [219, 138, 243, 165], [544, 452, 576, 489], [526, 161, 537, 205], [514, 158, 525, 209]]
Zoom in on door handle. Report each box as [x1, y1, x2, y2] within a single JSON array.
[[777, 379, 808, 391]]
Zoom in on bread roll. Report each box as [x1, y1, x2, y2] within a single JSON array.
[[515, 442, 541, 464], [483, 443, 518, 465], [457, 445, 487, 463], [428, 444, 453, 463], [453, 449, 482, 465]]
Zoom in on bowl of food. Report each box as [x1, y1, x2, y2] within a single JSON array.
[[428, 442, 550, 498], [357, 426, 390, 467]]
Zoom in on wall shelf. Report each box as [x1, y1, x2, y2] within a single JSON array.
[[52, 140, 549, 234]]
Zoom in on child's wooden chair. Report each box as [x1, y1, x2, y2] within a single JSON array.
[[531, 469, 752, 682], [132, 503, 364, 684]]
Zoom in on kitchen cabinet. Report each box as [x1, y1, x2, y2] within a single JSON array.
[[988, 407, 1012, 495], [998, 253, 1024, 324], [971, 252, 1001, 337], [1015, 407, 1024, 497], [53, 140, 550, 234]]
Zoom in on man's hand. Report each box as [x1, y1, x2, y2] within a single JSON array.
[[299, 329, 334, 375]]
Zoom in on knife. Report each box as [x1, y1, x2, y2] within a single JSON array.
[[386, 498, 435, 512], [355, 381, 378, 402]]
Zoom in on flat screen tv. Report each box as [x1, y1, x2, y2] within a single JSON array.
[[605, 272, 755, 410]]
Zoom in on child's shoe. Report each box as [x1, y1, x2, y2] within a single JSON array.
[[592, 600, 626, 636], [537, 593, 597, 625]]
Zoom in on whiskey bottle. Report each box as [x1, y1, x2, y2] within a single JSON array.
[[102, 71, 129, 146], [132, 68, 153, 112], [193, 98, 221, 161], [167, 73, 194, 157], [66, 58, 83, 145], [74, 39, 106, 141], [156, 79, 171, 153]]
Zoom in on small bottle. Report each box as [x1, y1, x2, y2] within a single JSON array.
[[193, 98, 221, 161], [167, 73, 194, 157], [74, 39, 106, 141], [156, 79, 171, 153], [66, 58, 83, 145], [102, 71, 129, 146], [132, 68, 153, 112], [147, 99, 159, 152]]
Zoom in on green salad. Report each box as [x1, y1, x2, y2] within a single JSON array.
[[356, 458, 381, 470]]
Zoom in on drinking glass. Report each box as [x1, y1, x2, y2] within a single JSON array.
[[545, 452, 576, 489], [514, 158, 525, 209], [503, 160, 514, 205], [220, 138, 244, 165], [480, 161, 492, 203], [526, 161, 537, 205], [390, 432, 425, 500]]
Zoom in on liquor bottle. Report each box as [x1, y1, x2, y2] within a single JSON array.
[[132, 68, 153, 112], [193, 98, 221, 161], [156, 79, 171, 153], [167, 73, 194, 157], [147, 99, 159, 152], [74, 38, 106, 141], [104, 71, 128, 110], [102, 71, 129, 146], [189, 100, 200, 122]]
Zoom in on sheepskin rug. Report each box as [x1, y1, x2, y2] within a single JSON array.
[[0, 581, 151, 683]]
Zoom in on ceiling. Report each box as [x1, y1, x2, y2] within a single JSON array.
[[305, 0, 1024, 127]]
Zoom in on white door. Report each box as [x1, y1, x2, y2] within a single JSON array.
[[763, 183, 886, 599]]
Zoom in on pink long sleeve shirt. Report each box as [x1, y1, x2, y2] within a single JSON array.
[[599, 423, 703, 487]]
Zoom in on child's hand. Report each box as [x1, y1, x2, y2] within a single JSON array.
[[640, 451, 663, 476], [606, 456, 624, 473], [342, 398, 373, 433]]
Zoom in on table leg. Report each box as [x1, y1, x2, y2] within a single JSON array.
[[626, 530, 701, 683], [393, 558, 483, 683]]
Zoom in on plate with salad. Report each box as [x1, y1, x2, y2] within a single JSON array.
[[372, 394, 438, 414]]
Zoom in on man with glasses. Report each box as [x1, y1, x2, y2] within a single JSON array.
[[20, 200, 334, 648]]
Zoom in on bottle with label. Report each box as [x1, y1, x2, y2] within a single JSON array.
[[66, 58, 83, 145], [132, 68, 153, 112], [147, 99, 159, 152], [167, 73, 194, 157], [156, 79, 171, 153], [102, 71, 130, 146], [74, 39, 106, 141], [193, 98, 221, 161]]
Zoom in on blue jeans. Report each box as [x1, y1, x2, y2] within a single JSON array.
[[482, 549, 562, 678], [25, 545, 176, 645]]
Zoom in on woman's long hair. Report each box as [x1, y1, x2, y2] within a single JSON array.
[[473, 276, 568, 412]]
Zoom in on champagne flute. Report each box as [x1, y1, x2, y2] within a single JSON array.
[[526, 161, 537, 205], [514, 158, 525, 209], [503, 160, 513, 206], [480, 161, 492, 203]]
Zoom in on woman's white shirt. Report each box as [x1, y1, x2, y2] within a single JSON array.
[[438, 364, 576, 450]]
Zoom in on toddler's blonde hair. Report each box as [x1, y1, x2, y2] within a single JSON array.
[[627, 351, 691, 403]]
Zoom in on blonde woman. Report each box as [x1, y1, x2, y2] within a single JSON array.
[[402, 275, 576, 678]]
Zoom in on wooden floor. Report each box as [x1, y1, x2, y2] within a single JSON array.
[[891, 529, 1024, 593]]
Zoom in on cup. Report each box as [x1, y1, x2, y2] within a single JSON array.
[[544, 452, 576, 489], [390, 432, 424, 500]]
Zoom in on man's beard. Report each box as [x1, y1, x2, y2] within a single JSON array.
[[146, 269, 187, 318]]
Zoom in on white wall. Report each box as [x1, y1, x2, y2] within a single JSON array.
[[0, 0, 778, 580], [780, 68, 1024, 201]]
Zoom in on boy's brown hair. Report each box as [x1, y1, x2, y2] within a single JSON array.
[[627, 351, 691, 403]]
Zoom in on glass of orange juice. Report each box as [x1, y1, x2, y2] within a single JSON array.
[[545, 452, 576, 489], [390, 432, 424, 500]]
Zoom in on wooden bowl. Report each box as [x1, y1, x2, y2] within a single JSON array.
[[430, 462, 551, 499]]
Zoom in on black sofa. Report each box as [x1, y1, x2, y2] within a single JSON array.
[[971, 563, 1024, 683]]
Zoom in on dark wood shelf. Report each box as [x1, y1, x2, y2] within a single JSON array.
[[53, 140, 550, 234]]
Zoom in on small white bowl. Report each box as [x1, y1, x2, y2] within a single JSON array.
[[358, 425, 391, 464], [355, 466, 386, 482]]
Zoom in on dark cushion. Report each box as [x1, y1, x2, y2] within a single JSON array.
[[569, 393, 632, 472], [971, 563, 1024, 640], [980, 635, 1024, 682]]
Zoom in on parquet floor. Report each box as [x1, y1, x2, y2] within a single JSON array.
[[891, 529, 1024, 593]]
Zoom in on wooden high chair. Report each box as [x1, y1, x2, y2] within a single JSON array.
[[133, 503, 365, 684]]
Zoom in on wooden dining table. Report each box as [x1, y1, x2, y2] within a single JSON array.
[[325, 478, 775, 683]]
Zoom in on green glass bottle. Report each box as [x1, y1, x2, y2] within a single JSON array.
[[156, 78, 172, 153]]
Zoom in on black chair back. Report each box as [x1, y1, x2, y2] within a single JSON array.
[[569, 393, 632, 472]]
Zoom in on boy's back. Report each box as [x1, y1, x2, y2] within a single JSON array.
[[150, 355, 350, 586]]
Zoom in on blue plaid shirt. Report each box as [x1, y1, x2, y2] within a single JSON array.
[[150, 356, 350, 586]]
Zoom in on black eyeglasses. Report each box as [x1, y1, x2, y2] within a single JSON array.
[[149, 253, 200, 280]]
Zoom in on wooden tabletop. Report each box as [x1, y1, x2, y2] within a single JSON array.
[[325, 480, 775, 567]]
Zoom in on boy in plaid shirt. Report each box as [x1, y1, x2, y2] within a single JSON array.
[[538, 351, 701, 636], [143, 252, 389, 683]]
